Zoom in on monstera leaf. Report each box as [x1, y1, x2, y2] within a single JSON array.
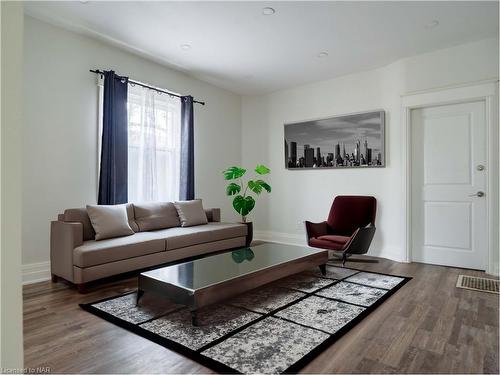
[[226, 183, 241, 196], [231, 249, 246, 264], [248, 180, 263, 195], [231, 249, 255, 263], [255, 179, 271, 193], [248, 180, 272, 195], [245, 248, 255, 261], [223, 166, 246, 180], [232, 195, 255, 217], [255, 165, 270, 175]]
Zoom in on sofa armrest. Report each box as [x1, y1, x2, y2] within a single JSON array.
[[50, 221, 84, 282], [205, 208, 221, 222]]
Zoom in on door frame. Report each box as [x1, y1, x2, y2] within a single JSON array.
[[401, 80, 499, 275]]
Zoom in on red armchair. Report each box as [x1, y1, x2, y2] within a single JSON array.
[[305, 195, 377, 265]]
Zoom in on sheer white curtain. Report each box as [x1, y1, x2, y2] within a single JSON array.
[[127, 84, 181, 203]]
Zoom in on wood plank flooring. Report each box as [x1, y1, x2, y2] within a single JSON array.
[[23, 257, 499, 373]]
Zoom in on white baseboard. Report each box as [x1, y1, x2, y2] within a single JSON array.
[[254, 230, 406, 263], [371, 246, 408, 263], [22, 261, 51, 285], [254, 230, 306, 246]]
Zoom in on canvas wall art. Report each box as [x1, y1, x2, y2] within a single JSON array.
[[284, 110, 385, 169]]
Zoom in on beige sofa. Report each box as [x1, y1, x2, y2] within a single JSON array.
[[50, 203, 247, 292]]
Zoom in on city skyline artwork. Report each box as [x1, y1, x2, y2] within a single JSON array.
[[284, 110, 385, 169]]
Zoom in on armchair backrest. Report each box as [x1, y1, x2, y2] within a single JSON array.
[[327, 195, 377, 236]]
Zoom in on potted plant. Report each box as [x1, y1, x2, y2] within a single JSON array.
[[223, 164, 271, 247]]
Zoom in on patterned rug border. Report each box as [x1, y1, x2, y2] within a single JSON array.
[[80, 267, 412, 374]]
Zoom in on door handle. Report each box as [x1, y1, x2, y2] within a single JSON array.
[[469, 191, 485, 197]]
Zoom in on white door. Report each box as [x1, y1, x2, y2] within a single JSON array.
[[411, 101, 487, 270]]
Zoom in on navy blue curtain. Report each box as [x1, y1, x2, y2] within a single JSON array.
[[180, 96, 195, 200], [98, 71, 129, 205]]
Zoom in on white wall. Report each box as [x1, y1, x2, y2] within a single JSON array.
[[22, 16, 242, 278], [1, 1, 24, 367], [242, 38, 499, 263]]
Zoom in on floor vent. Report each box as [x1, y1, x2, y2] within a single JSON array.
[[456, 275, 499, 294]]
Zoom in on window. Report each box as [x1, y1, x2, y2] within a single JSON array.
[[127, 84, 181, 202]]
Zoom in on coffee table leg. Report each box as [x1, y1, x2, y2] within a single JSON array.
[[136, 289, 144, 306], [191, 309, 198, 327], [319, 264, 326, 276]]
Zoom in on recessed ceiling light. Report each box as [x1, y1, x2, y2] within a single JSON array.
[[262, 7, 275, 16], [79, 0, 89, 3], [425, 20, 439, 29], [180, 44, 192, 50], [318, 52, 329, 58]]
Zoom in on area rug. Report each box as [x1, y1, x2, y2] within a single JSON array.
[[81, 264, 411, 374]]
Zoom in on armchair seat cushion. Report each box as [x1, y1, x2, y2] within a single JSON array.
[[73, 232, 165, 267], [309, 235, 351, 251], [317, 235, 351, 245]]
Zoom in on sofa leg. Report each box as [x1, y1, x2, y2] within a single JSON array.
[[342, 253, 347, 267], [76, 283, 86, 293], [51, 274, 59, 283]]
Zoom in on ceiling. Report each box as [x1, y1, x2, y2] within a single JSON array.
[[24, 1, 499, 95]]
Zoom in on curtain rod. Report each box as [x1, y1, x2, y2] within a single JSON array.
[[90, 69, 205, 106]]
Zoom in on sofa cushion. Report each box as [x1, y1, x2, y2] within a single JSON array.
[[87, 204, 135, 240], [316, 235, 351, 245], [150, 222, 247, 250], [73, 232, 166, 267], [64, 204, 138, 240], [174, 200, 208, 227], [133, 202, 180, 232]]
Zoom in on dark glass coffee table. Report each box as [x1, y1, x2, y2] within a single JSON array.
[[136, 243, 328, 325]]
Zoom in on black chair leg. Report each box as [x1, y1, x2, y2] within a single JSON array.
[[342, 252, 347, 267]]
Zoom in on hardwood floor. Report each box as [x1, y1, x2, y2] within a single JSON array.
[[24, 257, 499, 374]]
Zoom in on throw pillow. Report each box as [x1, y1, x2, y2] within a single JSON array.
[[174, 200, 208, 227], [86, 204, 135, 240], [133, 202, 180, 231]]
